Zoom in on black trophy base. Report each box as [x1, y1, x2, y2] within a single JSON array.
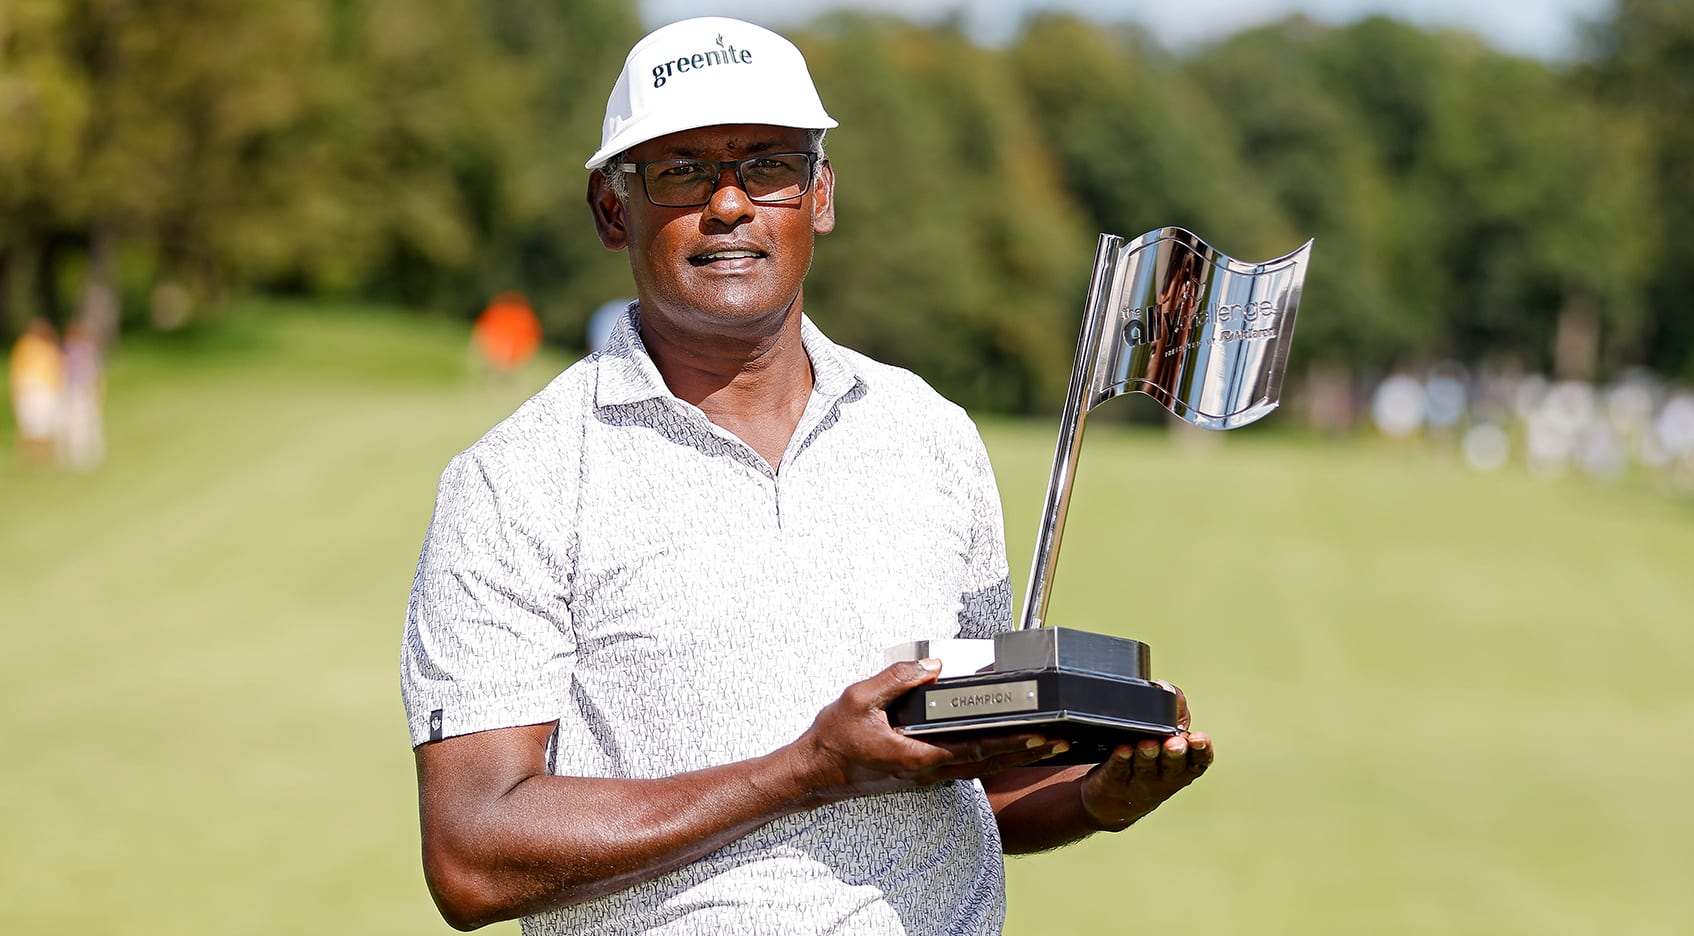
[[884, 628, 1179, 766]]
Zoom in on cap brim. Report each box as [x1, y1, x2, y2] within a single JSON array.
[[585, 104, 837, 169]]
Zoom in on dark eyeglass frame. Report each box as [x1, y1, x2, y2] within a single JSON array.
[[617, 152, 818, 208]]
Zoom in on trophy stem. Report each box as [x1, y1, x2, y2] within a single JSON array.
[[1019, 233, 1123, 630]]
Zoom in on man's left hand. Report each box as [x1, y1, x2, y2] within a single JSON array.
[[1078, 680, 1213, 831]]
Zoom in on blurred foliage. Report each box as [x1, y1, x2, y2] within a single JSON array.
[[2, 2, 1691, 408], [0, 0, 643, 341], [1583, 0, 1694, 382], [803, 16, 1089, 411]]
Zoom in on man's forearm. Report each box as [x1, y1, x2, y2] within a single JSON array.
[[419, 730, 821, 929], [984, 765, 1112, 854], [415, 662, 1067, 929]]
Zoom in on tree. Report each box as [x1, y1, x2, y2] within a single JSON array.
[[1, 0, 346, 332], [1187, 18, 1416, 370], [0, 0, 90, 330], [288, 0, 642, 336], [1297, 16, 1652, 376], [0, 0, 643, 341], [1587, 0, 1694, 379], [1009, 15, 1293, 259], [800, 15, 1091, 411]]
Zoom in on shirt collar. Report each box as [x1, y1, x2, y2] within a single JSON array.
[[595, 302, 862, 410]]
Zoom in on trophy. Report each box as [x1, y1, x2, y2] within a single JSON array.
[[886, 228, 1313, 765]]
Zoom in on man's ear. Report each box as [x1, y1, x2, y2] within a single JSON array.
[[588, 170, 629, 250], [811, 159, 835, 236]]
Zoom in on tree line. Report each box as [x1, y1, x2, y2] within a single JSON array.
[[2, 0, 1690, 411]]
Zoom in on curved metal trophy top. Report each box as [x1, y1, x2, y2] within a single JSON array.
[[1095, 227, 1310, 428], [1019, 228, 1313, 629]]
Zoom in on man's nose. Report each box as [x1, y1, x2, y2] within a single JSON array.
[[700, 168, 754, 228]]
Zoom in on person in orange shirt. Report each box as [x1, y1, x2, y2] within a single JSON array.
[[9, 318, 66, 470], [472, 292, 544, 375]]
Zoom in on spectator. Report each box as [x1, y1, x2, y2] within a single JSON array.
[[8, 318, 66, 470], [59, 316, 106, 471], [472, 292, 544, 376]]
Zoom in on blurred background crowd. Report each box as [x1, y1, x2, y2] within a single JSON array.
[[3, 0, 1693, 451], [1315, 365, 1694, 489]]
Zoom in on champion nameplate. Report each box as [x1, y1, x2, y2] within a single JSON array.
[[924, 680, 1039, 720]]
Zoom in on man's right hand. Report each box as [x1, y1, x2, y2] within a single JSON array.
[[784, 658, 1070, 805]]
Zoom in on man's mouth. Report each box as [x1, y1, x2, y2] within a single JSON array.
[[688, 248, 766, 267]]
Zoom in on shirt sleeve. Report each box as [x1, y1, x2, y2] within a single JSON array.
[[400, 450, 575, 747], [956, 424, 1013, 639]]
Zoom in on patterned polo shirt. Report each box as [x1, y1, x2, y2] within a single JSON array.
[[401, 305, 1015, 934]]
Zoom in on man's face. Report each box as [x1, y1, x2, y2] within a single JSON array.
[[591, 123, 835, 334]]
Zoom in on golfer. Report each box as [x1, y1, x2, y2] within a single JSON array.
[[401, 17, 1211, 934]]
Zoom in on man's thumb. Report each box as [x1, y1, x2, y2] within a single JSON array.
[[862, 658, 941, 708]]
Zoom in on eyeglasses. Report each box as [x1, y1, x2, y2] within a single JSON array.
[[618, 152, 817, 208]]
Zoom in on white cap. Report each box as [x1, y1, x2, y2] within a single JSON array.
[[585, 17, 838, 170]]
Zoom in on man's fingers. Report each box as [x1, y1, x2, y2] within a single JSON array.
[[856, 659, 942, 709], [932, 733, 1052, 764], [1155, 679, 1191, 731], [1081, 729, 1214, 831], [1092, 741, 1140, 789], [932, 740, 1070, 781], [1186, 732, 1213, 773], [1093, 737, 1162, 783], [1160, 733, 1190, 779]]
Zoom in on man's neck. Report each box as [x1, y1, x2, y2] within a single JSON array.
[[638, 306, 815, 471]]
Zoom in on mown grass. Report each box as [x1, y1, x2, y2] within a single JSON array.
[[2, 302, 1689, 934]]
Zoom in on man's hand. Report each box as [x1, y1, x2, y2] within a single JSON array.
[[985, 679, 1214, 852], [1078, 680, 1213, 831], [788, 659, 1070, 805]]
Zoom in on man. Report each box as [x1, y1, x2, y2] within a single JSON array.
[[402, 17, 1211, 934]]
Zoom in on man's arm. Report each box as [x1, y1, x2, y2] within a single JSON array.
[[985, 682, 1213, 853], [416, 659, 1067, 930]]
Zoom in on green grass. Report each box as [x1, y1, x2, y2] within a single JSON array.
[[2, 302, 1690, 934], [996, 426, 1694, 934]]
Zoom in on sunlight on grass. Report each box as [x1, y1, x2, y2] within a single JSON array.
[[3, 303, 1690, 934]]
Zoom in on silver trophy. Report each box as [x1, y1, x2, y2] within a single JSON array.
[[886, 228, 1313, 763]]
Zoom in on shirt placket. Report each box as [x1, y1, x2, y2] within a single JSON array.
[[663, 399, 786, 532]]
